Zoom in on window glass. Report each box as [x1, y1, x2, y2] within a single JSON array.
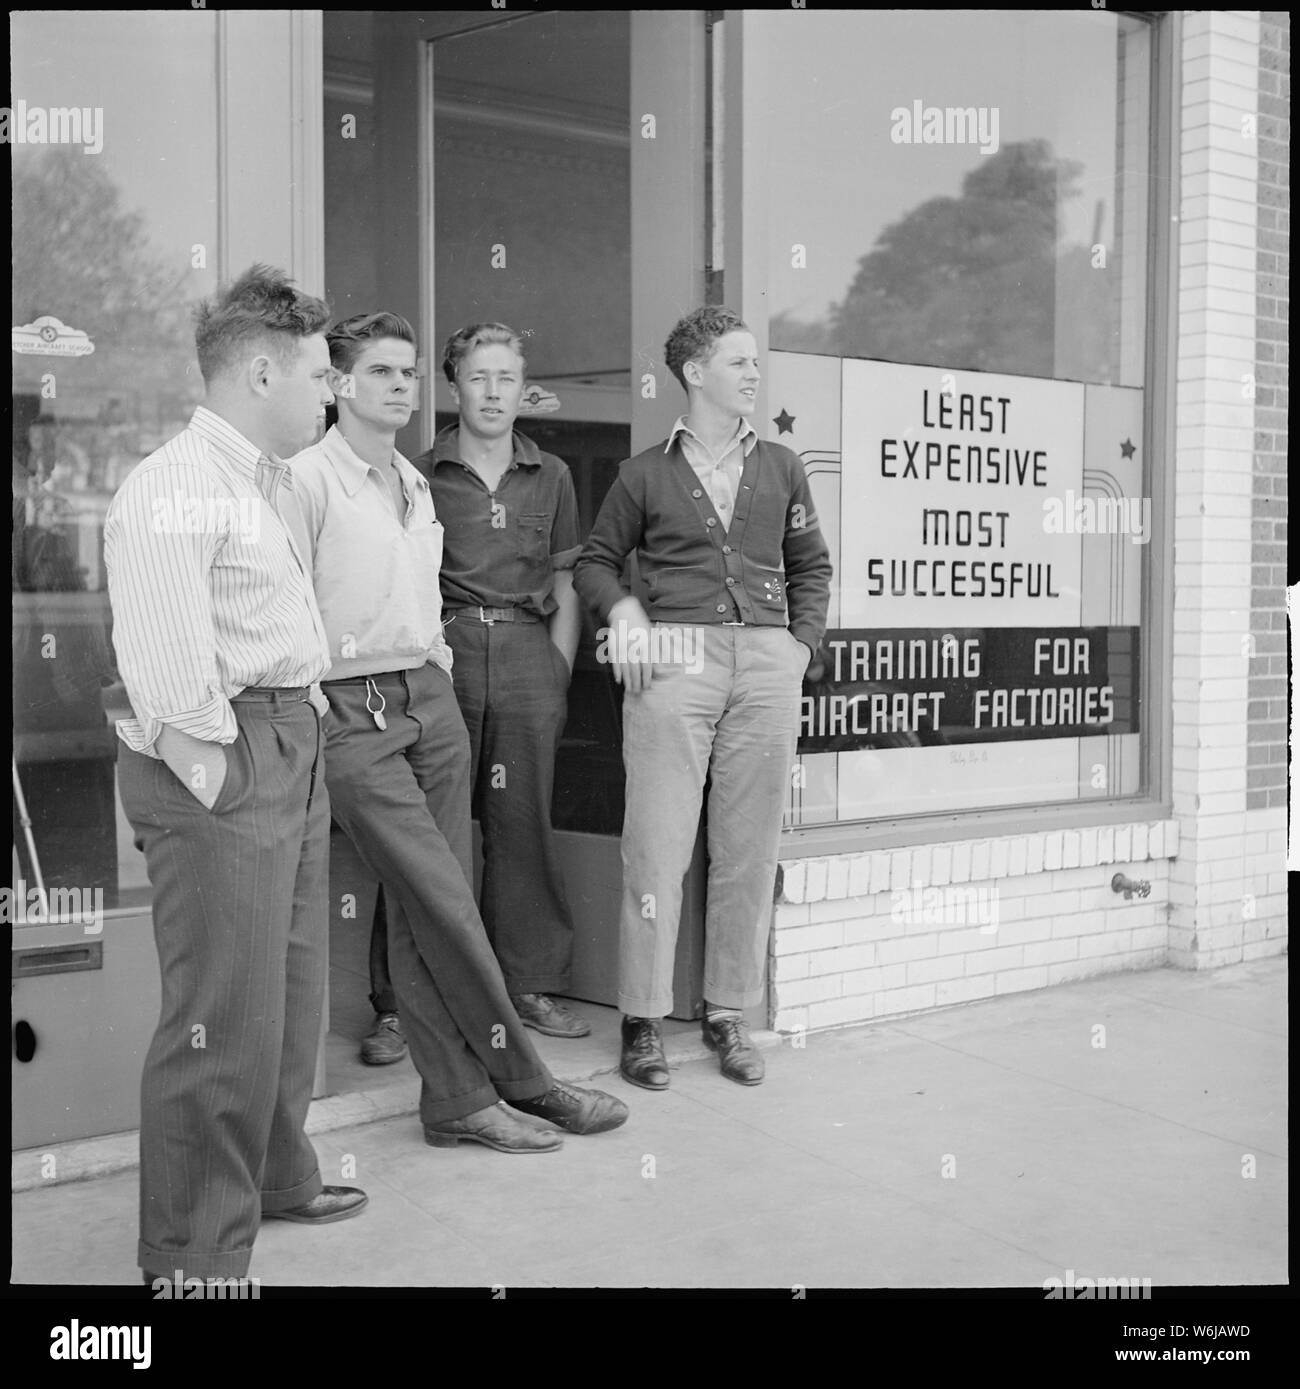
[[11, 11, 219, 912], [752, 10, 1154, 827]]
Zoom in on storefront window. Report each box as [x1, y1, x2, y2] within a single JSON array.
[[750, 9, 1154, 827], [10, 11, 219, 910]]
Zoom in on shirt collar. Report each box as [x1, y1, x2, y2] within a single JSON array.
[[665, 416, 758, 458], [431, 422, 542, 471], [319, 424, 427, 499], [189, 406, 267, 480]]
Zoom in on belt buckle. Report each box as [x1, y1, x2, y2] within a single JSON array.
[[722, 620, 746, 627], [479, 606, 494, 626]]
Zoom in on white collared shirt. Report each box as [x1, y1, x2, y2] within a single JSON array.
[[289, 424, 453, 680]]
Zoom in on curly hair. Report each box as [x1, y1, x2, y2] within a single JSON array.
[[440, 322, 527, 386], [194, 264, 331, 385], [663, 305, 749, 391]]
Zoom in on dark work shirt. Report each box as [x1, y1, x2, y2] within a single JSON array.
[[412, 424, 581, 619]]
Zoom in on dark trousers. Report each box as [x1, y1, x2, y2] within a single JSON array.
[[119, 697, 327, 1281], [323, 662, 553, 1124], [445, 617, 575, 993]]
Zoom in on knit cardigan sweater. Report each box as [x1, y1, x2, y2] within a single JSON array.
[[573, 436, 832, 654]]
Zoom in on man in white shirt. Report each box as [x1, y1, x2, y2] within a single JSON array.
[[290, 311, 627, 1152], [105, 265, 368, 1291]]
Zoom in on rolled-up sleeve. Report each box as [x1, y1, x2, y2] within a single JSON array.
[[104, 463, 237, 754]]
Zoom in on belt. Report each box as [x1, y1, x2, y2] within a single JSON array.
[[445, 606, 542, 625], [231, 685, 310, 702], [320, 670, 408, 686]]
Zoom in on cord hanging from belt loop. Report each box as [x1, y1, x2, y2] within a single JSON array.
[[365, 678, 388, 731]]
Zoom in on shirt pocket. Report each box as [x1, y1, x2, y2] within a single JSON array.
[[517, 512, 551, 563], [646, 565, 716, 609]]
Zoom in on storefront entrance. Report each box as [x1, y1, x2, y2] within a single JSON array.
[[319, 10, 712, 1086]]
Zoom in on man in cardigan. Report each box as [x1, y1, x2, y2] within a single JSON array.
[[574, 305, 831, 1089]]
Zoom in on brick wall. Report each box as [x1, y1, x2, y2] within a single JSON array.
[[1250, 12, 1289, 811], [772, 824, 1177, 1033]]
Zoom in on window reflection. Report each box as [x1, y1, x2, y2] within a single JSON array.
[[765, 9, 1150, 387], [10, 13, 218, 908]]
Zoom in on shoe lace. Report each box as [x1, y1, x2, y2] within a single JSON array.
[[627, 1020, 661, 1055], [711, 1016, 748, 1047]]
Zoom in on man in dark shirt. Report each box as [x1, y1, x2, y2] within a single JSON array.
[[410, 323, 589, 1040]]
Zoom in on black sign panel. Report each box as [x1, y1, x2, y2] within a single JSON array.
[[798, 627, 1140, 752]]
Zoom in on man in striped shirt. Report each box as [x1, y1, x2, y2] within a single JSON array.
[[105, 265, 368, 1292]]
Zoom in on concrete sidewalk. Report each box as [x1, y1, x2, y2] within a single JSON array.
[[11, 957, 1286, 1289]]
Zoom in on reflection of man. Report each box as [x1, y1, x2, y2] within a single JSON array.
[[290, 311, 627, 1153], [413, 322, 588, 1040], [575, 306, 832, 1090], [105, 265, 367, 1290]]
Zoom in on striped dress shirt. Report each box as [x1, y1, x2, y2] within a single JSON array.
[[104, 406, 331, 755]]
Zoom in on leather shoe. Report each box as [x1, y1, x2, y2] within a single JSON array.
[[263, 1185, 369, 1223], [510, 1080, 629, 1134], [511, 992, 592, 1038], [424, 1103, 563, 1153], [702, 1014, 764, 1085], [360, 1011, 407, 1065], [620, 1015, 669, 1090]]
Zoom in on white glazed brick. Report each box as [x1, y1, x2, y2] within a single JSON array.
[[992, 915, 1056, 946], [908, 846, 932, 890], [1148, 822, 1165, 858], [1131, 823, 1150, 860], [774, 902, 810, 928], [806, 994, 874, 1031], [906, 954, 969, 986], [875, 933, 939, 965], [1097, 825, 1115, 864], [1052, 909, 1107, 939], [965, 943, 1026, 975], [773, 973, 843, 1007], [1077, 928, 1133, 960], [889, 850, 911, 893], [1043, 831, 1064, 870], [781, 860, 807, 904], [995, 965, 1050, 996], [951, 842, 972, 883], [869, 851, 892, 896], [826, 857, 850, 900], [772, 1006, 808, 1035], [843, 913, 907, 945], [970, 841, 991, 882], [1114, 825, 1133, 861], [990, 839, 1010, 878], [1023, 938, 1080, 967], [1079, 827, 1099, 867], [773, 922, 843, 956], [1129, 925, 1169, 953], [807, 942, 876, 977], [1008, 838, 1027, 876], [931, 844, 952, 886], [873, 983, 938, 1018], [848, 854, 872, 897], [937, 976, 996, 1007], [805, 858, 828, 903], [1062, 830, 1081, 869], [936, 926, 996, 957], [1026, 835, 1045, 875], [773, 952, 811, 982]]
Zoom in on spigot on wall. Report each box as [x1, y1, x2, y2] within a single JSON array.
[[1111, 872, 1151, 900]]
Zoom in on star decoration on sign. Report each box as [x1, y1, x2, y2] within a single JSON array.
[[773, 407, 796, 435], [1120, 438, 1136, 459]]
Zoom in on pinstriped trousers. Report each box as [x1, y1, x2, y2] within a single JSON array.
[[118, 698, 328, 1280]]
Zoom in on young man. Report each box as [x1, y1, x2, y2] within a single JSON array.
[[411, 322, 587, 1039], [104, 265, 368, 1289], [289, 311, 627, 1152], [574, 306, 832, 1090]]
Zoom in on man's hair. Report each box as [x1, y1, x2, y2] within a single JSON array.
[[664, 305, 749, 391], [193, 264, 331, 386], [441, 322, 527, 386], [326, 311, 417, 375]]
